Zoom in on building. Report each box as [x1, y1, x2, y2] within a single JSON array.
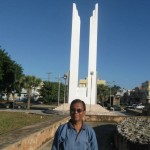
[[141, 81, 150, 115], [141, 81, 150, 104], [79, 78, 106, 87]]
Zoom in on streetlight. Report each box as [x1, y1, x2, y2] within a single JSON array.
[[63, 73, 67, 114], [90, 71, 94, 112], [57, 75, 61, 106]]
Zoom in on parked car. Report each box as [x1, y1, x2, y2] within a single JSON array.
[[0, 101, 27, 109], [107, 105, 121, 111], [111, 105, 121, 111], [0, 102, 10, 108], [136, 104, 145, 110], [16, 102, 27, 109], [22, 98, 43, 105], [124, 104, 137, 110]]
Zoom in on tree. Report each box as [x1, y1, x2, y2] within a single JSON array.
[[39, 81, 52, 104], [39, 81, 65, 104], [49, 82, 59, 103], [97, 85, 109, 105], [111, 85, 121, 96], [0, 48, 23, 100], [20, 75, 42, 110], [97, 84, 122, 106]]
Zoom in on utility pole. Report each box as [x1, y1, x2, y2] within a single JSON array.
[[13, 69, 16, 110], [107, 81, 115, 107], [46, 72, 51, 82], [46, 72, 51, 104]]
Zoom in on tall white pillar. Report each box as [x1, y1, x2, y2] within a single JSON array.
[[68, 3, 98, 105], [68, 3, 81, 103], [87, 4, 98, 104]]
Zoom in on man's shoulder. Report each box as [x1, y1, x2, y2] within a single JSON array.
[[55, 122, 69, 139], [57, 122, 68, 132], [83, 123, 96, 134], [83, 123, 93, 130]]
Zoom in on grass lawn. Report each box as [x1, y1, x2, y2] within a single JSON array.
[[0, 111, 55, 135]]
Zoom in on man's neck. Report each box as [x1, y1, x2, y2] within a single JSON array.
[[71, 120, 83, 132]]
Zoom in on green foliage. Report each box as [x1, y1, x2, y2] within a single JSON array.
[[97, 84, 109, 104], [20, 75, 41, 89], [97, 84, 121, 105], [20, 75, 42, 109], [39, 81, 51, 103], [0, 48, 23, 100], [49, 82, 58, 102], [39, 81, 65, 104], [111, 85, 121, 95]]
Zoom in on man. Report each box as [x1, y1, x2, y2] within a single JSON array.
[[52, 99, 98, 150]]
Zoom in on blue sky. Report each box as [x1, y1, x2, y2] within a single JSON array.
[[0, 0, 150, 90]]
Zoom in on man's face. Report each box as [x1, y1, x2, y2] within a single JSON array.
[[70, 102, 85, 122]]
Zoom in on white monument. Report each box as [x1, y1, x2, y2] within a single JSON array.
[[68, 3, 98, 105]]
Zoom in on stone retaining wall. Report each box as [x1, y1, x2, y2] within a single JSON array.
[[85, 115, 127, 123], [3, 115, 128, 150], [3, 117, 70, 150], [3, 115, 149, 150], [125, 108, 142, 116]]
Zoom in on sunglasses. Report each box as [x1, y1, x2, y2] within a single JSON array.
[[70, 108, 84, 113]]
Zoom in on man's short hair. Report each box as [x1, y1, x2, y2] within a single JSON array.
[[70, 99, 86, 111]]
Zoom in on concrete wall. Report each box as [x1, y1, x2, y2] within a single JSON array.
[[85, 115, 127, 123], [3, 117, 70, 150]]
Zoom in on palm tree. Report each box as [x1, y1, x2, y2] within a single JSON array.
[[111, 85, 122, 96], [97, 85, 109, 105], [20, 75, 42, 110]]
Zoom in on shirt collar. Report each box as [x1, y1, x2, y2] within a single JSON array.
[[68, 119, 88, 130]]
